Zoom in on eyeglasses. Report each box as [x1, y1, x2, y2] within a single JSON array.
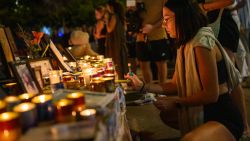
[[162, 16, 174, 27]]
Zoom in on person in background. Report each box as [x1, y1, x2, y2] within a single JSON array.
[[126, 0, 246, 140], [94, 6, 107, 56], [135, 0, 172, 84], [68, 30, 98, 59], [105, 0, 128, 79]]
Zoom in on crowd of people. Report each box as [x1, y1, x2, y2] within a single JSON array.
[[50, 0, 250, 140]]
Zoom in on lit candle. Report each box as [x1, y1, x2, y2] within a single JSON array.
[[63, 75, 73, 82], [84, 55, 90, 60], [66, 92, 85, 111], [4, 96, 20, 111], [13, 103, 37, 131], [4, 83, 18, 95], [97, 55, 104, 61], [102, 77, 115, 92], [80, 109, 96, 120], [90, 80, 105, 92], [49, 70, 64, 94], [18, 93, 35, 102], [54, 99, 74, 123], [104, 58, 113, 68], [0, 112, 21, 141], [32, 94, 54, 122], [0, 100, 6, 114]]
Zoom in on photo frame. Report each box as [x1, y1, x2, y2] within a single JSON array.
[[4, 27, 18, 55], [0, 43, 12, 81], [64, 48, 77, 62], [32, 66, 44, 89], [49, 40, 73, 72], [10, 62, 41, 95], [28, 58, 53, 77], [0, 27, 15, 80]]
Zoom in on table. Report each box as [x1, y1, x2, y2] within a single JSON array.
[[19, 87, 132, 141]]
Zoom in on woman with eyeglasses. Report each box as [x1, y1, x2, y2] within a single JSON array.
[[125, 0, 246, 140]]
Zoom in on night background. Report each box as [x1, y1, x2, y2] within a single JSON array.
[[0, 0, 125, 32]]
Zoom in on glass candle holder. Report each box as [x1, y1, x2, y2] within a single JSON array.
[[49, 70, 64, 94], [0, 112, 21, 141], [90, 80, 105, 92], [54, 99, 74, 123], [0, 100, 7, 114], [102, 77, 115, 93], [66, 92, 85, 111], [13, 103, 37, 131], [80, 109, 96, 121], [63, 75, 73, 82], [18, 93, 35, 103], [4, 96, 20, 111], [3, 83, 19, 96], [32, 94, 54, 122]]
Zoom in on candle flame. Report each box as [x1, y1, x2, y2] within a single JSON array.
[[3, 130, 9, 137], [80, 109, 96, 117]]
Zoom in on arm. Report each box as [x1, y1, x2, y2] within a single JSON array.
[[178, 47, 220, 106], [202, 0, 234, 12], [124, 71, 177, 95], [94, 21, 106, 39], [106, 14, 116, 33], [229, 0, 246, 11]]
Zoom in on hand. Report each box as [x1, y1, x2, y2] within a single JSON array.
[[153, 96, 179, 111], [104, 13, 109, 23], [124, 73, 144, 91], [142, 24, 153, 34]]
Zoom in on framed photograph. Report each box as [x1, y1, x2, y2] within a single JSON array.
[[49, 40, 73, 72], [64, 48, 77, 62], [10, 62, 41, 95], [0, 27, 15, 79], [32, 66, 44, 89], [0, 43, 12, 81], [4, 27, 18, 55], [28, 58, 53, 77]]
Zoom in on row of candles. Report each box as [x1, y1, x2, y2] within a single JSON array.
[[0, 92, 96, 141], [48, 57, 116, 92]]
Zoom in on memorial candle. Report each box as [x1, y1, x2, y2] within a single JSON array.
[[32, 95, 54, 122], [0, 112, 21, 141], [0, 100, 6, 113], [54, 99, 74, 123], [4, 96, 20, 111], [13, 103, 37, 131], [18, 93, 35, 103], [66, 92, 85, 111]]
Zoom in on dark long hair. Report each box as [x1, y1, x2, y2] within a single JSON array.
[[107, 1, 125, 25], [165, 0, 208, 47]]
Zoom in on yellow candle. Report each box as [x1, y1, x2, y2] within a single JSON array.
[[32, 94, 52, 104], [4, 96, 19, 103], [0, 100, 6, 113], [18, 93, 35, 102], [0, 112, 21, 141], [80, 109, 96, 120], [4, 96, 20, 111], [13, 103, 36, 113]]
